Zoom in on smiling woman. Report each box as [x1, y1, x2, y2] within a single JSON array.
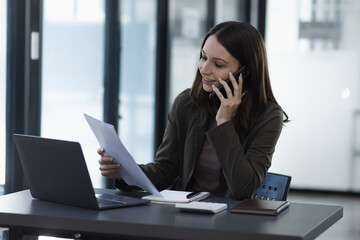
[[98, 21, 288, 200]]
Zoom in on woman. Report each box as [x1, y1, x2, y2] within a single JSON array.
[[98, 21, 288, 200]]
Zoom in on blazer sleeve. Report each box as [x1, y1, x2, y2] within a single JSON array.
[[206, 104, 284, 200]]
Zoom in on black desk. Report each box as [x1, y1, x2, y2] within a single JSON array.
[[0, 189, 343, 240]]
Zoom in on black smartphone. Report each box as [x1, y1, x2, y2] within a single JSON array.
[[209, 65, 249, 108]]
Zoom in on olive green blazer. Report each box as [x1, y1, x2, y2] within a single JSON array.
[[116, 89, 284, 200]]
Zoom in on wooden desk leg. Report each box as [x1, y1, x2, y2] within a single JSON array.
[[6, 229, 38, 240]]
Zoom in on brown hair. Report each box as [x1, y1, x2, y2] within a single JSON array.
[[190, 21, 288, 134]]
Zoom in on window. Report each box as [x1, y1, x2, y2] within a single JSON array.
[[266, 0, 360, 191], [0, 0, 6, 186], [41, 0, 105, 187], [215, 0, 244, 23], [168, 0, 207, 104], [118, 0, 157, 164]]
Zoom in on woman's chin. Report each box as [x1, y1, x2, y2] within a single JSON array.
[[202, 83, 214, 93]]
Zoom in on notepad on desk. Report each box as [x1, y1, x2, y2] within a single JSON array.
[[142, 190, 210, 203], [231, 199, 290, 216]]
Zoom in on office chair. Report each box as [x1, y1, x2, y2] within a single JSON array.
[[252, 172, 292, 201]]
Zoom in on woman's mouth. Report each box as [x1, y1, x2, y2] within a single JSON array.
[[202, 77, 216, 85]]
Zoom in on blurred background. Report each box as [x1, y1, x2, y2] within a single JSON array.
[[2, 0, 359, 193], [0, 0, 359, 239]]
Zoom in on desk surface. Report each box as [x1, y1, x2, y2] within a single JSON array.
[[0, 189, 343, 240]]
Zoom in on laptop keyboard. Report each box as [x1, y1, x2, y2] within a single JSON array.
[[97, 197, 126, 207], [96, 194, 128, 203], [95, 193, 150, 209]]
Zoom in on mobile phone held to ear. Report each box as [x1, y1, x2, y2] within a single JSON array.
[[209, 65, 250, 108]]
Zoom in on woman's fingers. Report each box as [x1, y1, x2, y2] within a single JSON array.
[[219, 77, 233, 98], [100, 168, 121, 178], [97, 147, 105, 156], [215, 72, 243, 101], [97, 148, 115, 165], [212, 84, 226, 102], [98, 155, 114, 164], [99, 163, 120, 173], [98, 159, 121, 178], [97, 147, 121, 178], [232, 72, 243, 99]]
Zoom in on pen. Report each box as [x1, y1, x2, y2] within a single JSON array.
[[186, 191, 201, 199]]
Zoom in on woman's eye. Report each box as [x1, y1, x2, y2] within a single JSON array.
[[215, 63, 223, 68], [201, 55, 207, 60]]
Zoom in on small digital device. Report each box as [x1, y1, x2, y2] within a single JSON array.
[[209, 65, 249, 108]]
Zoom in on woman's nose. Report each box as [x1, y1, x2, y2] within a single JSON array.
[[199, 61, 211, 75]]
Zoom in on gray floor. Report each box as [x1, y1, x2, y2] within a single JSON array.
[[288, 191, 360, 240], [0, 191, 359, 240]]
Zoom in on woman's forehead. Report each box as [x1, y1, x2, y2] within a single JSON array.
[[202, 35, 238, 64]]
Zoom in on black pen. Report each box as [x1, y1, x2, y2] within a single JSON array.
[[186, 191, 201, 199]]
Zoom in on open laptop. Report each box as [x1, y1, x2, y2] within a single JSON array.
[[13, 134, 150, 210]]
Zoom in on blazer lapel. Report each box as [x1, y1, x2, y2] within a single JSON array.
[[182, 111, 207, 188]]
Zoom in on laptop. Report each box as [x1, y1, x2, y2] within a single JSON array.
[[13, 134, 150, 210]]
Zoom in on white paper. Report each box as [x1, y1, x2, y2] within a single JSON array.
[[84, 113, 161, 197], [142, 190, 210, 203]]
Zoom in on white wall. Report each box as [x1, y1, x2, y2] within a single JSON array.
[[266, 0, 360, 191]]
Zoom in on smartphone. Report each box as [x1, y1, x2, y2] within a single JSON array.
[[209, 65, 249, 108]]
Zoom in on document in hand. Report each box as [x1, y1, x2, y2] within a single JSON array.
[[84, 113, 162, 197], [231, 199, 290, 216], [142, 190, 210, 203]]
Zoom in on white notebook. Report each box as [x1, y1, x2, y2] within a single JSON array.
[[142, 190, 210, 203]]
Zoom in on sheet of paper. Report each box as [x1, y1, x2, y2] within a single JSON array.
[[142, 190, 210, 203], [84, 113, 161, 197]]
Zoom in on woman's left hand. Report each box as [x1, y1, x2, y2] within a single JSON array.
[[212, 72, 246, 125]]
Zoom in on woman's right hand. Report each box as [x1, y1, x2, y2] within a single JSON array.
[[97, 148, 122, 179]]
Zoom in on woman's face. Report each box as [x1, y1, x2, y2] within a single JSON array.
[[198, 35, 240, 93]]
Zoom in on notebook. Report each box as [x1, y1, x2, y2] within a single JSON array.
[[231, 199, 290, 216], [13, 134, 150, 210]]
